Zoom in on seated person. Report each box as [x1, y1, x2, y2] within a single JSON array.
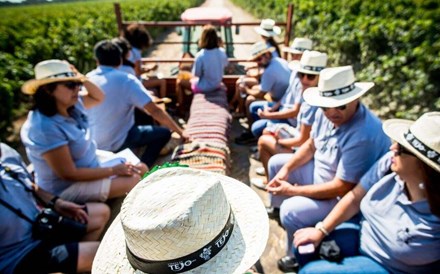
[[0, 142, 110, 274], [294, 112, 440, 273], [282, 37, 313, 61], [251, 51, 327, 188], [20, 59, 147, 204]]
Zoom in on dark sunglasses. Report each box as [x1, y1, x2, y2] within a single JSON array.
[[396, 143, 415, 157], [321, 105, 347, 112], [63, 81, 82, 90], [298, 72, 317, 81]]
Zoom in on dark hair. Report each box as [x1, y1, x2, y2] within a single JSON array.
[[266, 37, 281, 57], [124, 23, 152, 50], [421, 162, 440, 217], [111, 37, 135, 68], [94, 40, 122, 67], [198, 25, 219, 50], [32, 82, 59, 117]]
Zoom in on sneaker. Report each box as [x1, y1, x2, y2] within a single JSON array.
[[235, 132, 257, 145], [277, 256, 299, 273], [255, 167, 266, 176], [250, 177, 267, 190]]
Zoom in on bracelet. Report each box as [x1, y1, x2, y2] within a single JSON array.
[[47, 196, 60, 209], [315, 221, 329, 236]]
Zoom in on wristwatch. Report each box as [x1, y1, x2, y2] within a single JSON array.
[[315, 221, 329, 236], [47, 196, 60, 209]]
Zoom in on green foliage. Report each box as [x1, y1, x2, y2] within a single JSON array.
[[0, 0, 203, 142], [232, 0, 440, 119]]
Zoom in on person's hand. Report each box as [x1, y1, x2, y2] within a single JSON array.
[[68, 62, 87, 82], [180, 131, 192, 143], [54, 199, 88, 224], [266, 177, 296, 196], [268, 166, 289, 186], [112, 163, 142, 176], [293, 227, 326, 248], [257, 108, 272, 119]]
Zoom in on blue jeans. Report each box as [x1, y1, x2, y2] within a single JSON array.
[[120, 125, 171, 167], [294, 220, 389, 273]]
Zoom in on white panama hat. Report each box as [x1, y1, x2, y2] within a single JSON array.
[[289, 50, 327, 75], [254, 18, 281, 37], [303, 66, 374, 108], [248, 41, 275, 61], [92, 167, 269, 274], [283, 37, 313, 54], [383, 112, 440, 173], [22, 59, 83, 95]]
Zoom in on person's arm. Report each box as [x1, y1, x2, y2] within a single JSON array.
[[293, 184, 367, 248], [245, 85, 265, 98], [277, 124, 312, 149], [259, 103, 301, 120], [42, 145, 138, 181], [143, 102, 190, 141], [80, 78, 105, 109]]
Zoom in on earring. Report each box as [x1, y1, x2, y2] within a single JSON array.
[[418, 182, 425, 190]]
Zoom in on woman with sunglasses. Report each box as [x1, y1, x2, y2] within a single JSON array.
[[20, 59, 147, 204], [293, 112, 440, 273]]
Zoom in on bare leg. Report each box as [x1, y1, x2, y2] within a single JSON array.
[[77, 242, 99, 273], [258, 134, 292, 179], [108, 174, 141, 199], [144, 78, 167, 98], [82, 202, 110, 241]]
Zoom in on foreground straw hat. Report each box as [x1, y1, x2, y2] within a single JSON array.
[[303, 66, 374, 108], [249, 41, 274, 61], [254, 18, 281, 37], [289, 50, 327, 75], [22, 59, 83, 95], [383, 112, 440, 173], [283, 37, 313, 54], [92, 167, 269, 274]]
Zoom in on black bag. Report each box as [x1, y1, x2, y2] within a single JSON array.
[[319, 240, 342, 263], [33, 208, 87, 244]]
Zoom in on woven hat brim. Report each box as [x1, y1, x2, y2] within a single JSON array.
[[248, 47, 275, 61], [254, 26, 281, 37], [303, 82, 374, 108], [383, 119, 440, 173], [92, 168, 269, 274], [22, 76, 83, 95]]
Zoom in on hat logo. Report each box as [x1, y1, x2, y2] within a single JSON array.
[[168, 259, 196, 272], [404, 130, 440, 164], [320, 83, 355, 98], [215, 228, 230, 248], [199, 246, 212, 261]]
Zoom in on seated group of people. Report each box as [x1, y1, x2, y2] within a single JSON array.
[[231, 19, 440, 274]]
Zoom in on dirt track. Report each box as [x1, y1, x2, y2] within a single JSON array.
[[150, 0, 287, 273]]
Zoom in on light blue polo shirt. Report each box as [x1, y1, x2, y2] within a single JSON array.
[[128, 47, 142, 64], [297, 100, 318, 128], [0, 143, 41, 274], [360, 173, 440, 273], [279, 70, 302, 127], [192, 47, 228, 92], [260, 57, 291, 101], [311, 104, 391, 185], [20, 101, 100, 195], [86, 66, 153, 151]]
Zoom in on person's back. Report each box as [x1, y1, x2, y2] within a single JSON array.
[[261, 56, 291, 101], [192, 47, 228, 92]]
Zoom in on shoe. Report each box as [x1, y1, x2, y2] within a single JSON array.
[[277, 256, 299, 273], [266, 207, 280, 219], [235, 132, 257, 145], [250, 177, 267, 190], [255, 167, 266, 176]]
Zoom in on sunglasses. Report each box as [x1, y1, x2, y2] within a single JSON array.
[[62, 81, 82, 90], [298, 72, 317, 81], [321, 105, 347, 112], [396, 143, 415, 157]]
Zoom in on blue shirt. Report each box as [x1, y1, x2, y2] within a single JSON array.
[[20, 101, 100, 195], [360, 173, 440, 273], [86, 66, 153, 151], [260, 57, 291, 101], [311, 104, 391, 185], [297, 100, 318, 128], [0, 143, 41, 274], [280, 70, 302, 127], [192, 47, 228, 92]]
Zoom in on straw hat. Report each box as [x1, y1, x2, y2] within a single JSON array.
[[254, 18, 281, 37], [283, 37, 313, 54], [22, 59, 83, 95], [249, 41, 274, 61], [303, 66, 374, 108], [92, 167, 269, 274], [289, 50, 327, 75], [383, 112, 440, 173]]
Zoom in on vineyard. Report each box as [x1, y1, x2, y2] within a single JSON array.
[[0, 0, 203, 142]]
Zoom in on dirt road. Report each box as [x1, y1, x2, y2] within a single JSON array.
[[150, 1, 287, 273]]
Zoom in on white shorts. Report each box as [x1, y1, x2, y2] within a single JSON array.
[[60, 178, 111, 204]]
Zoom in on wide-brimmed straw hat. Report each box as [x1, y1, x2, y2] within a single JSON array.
[[383, 112, 440, 173], [283, 37, 313, 54], [22, 59, 83, 95], [303, 66, 374, 108], [254, 18, 281, 37], [289, 50, 327, 75], [92, 167, 269, 274], [249, 41, 274, 61]]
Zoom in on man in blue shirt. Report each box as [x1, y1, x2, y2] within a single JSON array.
[[266, 66, 391, 272], [86, 40, 189, 167]]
